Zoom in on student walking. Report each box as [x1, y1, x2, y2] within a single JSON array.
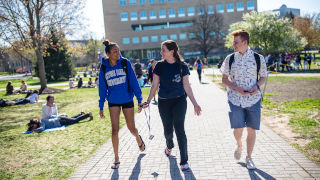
[[221, 30, 267, 170], [143, 40, 201, 172], [98, 39, 145, 169], [194, 58, 203, 83]]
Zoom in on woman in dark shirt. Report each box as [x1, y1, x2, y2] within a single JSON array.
[[143, 40, 201, 172]]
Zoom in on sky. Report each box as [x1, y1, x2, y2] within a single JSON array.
[[77, 0, 320, 40]]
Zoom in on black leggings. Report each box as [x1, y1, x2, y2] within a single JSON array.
[[158, 96, 188, 165], [197, 68, 202, 81], [59, 113, 90, 126]]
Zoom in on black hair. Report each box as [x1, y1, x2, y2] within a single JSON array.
[[27, 119, 40, 131], [103, 39, 118, 54], [46, 95, 54, 101]]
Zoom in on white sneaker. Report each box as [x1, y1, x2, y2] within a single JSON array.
[[234, 146, 242, 160], [246, 157, 256, 170]]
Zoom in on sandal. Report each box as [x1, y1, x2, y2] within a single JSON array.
[[111, 161, 120, 169], [164, 147, 171, 157], [138, 135, 145, 152]]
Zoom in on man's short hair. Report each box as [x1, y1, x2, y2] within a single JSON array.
[[231, 30, 250, 44]]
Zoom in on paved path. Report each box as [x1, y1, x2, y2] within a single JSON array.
[[68, 71, 320, 179]]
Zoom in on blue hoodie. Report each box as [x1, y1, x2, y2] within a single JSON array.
[[98, 56, 142, 110]]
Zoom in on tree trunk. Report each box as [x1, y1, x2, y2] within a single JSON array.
[[35, 48, 47, 91]]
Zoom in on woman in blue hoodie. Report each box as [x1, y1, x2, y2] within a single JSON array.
[[99, 39, 145, 169]]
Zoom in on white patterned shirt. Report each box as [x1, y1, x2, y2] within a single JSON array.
[[221, 48, 267, 108]]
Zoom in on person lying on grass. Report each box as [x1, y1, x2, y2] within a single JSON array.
[[27, 111, 93, 132]]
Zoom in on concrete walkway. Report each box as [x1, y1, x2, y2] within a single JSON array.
[[68, 71, 320, 180]]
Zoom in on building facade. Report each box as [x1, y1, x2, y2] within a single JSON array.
[[102, 0, 257, 60], [272, 4, 300, 18]]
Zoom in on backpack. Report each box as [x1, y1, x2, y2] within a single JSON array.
[[101, 58, 130, 92], [229, 52, 261, 81]]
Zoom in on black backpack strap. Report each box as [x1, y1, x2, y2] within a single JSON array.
[[229, 53, 235, 74], [254, 53, 261, 81], [121, 58, 130, 92]]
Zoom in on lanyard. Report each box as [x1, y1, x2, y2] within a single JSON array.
[[143, 106, 154, 140]]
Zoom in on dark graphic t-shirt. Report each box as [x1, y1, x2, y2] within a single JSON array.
[[153, 61, 190, 99]]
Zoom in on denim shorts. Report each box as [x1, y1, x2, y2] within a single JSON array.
[[228, 100, 261, 130], [108, 101, 134, 109]]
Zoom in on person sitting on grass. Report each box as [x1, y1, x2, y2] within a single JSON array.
[[20, 80, 28, 93], [27, 111, 93, 132], [6, 81, 14, 95], [82, 78, 95, 88], [77, 78, 83, 88], [69, 78, 74, 89]]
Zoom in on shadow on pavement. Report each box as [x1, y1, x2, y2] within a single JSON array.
[[169, 156, 183, 180], [238, 162, 276, 180], [129, 153, 146, 179], [111, 169, 119, 180], [200, 82, 209, 84]]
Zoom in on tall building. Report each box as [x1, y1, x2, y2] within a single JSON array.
[[272, 4, 300, 18], [102, 0, 257, 60]]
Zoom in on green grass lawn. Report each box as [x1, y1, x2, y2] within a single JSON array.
[[0, 87, 150, 179]]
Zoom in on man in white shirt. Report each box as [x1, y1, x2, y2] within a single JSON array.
[[42, 95, 58, 119], [221, 30, 267, 170]]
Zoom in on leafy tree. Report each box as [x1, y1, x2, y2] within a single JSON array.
[[187, 2, 224, 58], [36, 28, 75, 82], [0, 0, 85, 91], [225, 11, 307, 54], [84, 39, 103, 65], [294, 13, 320, 48]]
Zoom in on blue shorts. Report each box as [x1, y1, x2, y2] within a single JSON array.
[[228, 100, 261, 130]]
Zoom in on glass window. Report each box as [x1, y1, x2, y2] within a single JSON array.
[[160, 35, 168, 41], [158, 0, 165, 3], [168, 0, 174, 2], [120, 0, 126, 6], [237, 2, 244, 11], [217, 4, 224, 13], [168, 9, 175, 18], [208, 5, 214, 14], [187, 7, 194, 16], [120, 12, 128, 21], [178, 8, 185, 17], [129, 0, 136, 5], [132, 37, 140, 44], [227, 3, 234, 12], [149, 0, 155, 4], [139, 0, 145, 5], [123, 38, 130, 44], [142, 36, 149, 43], [247, 1, 255, 10], [209, 31, 216, 36], [159, 9, 166, 18], [130, 12, 138, 21], [140, 11, 147, 20], [219, 30, 225, 36], [198, 6, 204, 15], [151, 35, 158, 42], [179, 33, 186, 40], [189, 33, 196, 39], [149, 10, 157, 19], [170, 34, 177, 40]]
